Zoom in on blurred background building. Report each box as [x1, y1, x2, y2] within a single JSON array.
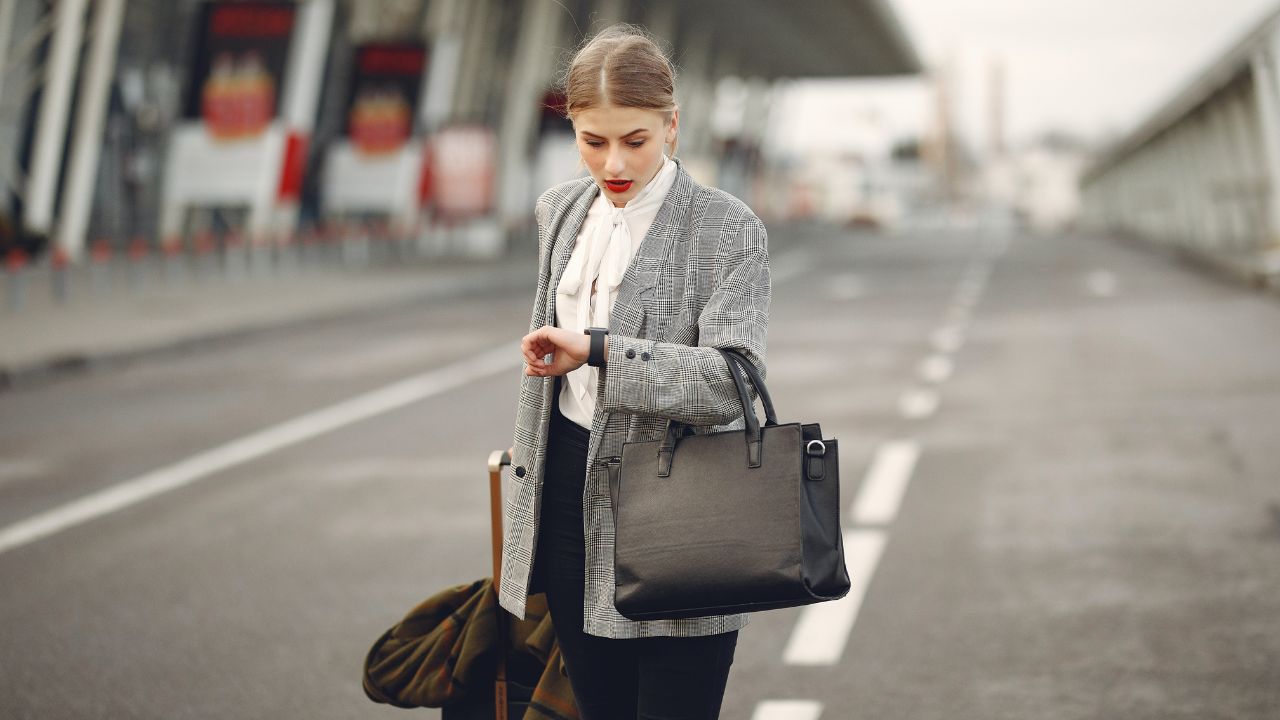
[[0, 0, 921, 267], [1079, 5, 1280, 286], [3, 0, 1279, 289]]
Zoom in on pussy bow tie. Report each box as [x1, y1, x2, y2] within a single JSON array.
[[559, 154, 673, 404]]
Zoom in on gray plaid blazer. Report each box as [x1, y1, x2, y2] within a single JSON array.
[[498, 156, 770, 639]]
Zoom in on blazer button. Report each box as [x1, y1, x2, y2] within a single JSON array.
[[641, 351, 651, 361], [625, 348, 636, 359], [514, 465, 526, 477]]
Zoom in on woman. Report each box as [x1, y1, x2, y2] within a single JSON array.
[[500, 24, 770, 719]]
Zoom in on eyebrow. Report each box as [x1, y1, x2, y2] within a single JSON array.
[[580, 128, 649, 139]]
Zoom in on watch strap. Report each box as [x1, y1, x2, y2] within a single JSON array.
[[584, 327, 608, 367]]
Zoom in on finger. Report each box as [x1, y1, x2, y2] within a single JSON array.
[[520, 336, 538, 362], [522, 338, 545, 364]]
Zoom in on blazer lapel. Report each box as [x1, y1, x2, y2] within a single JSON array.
[[545, 181, 598, 327], [608, 158, 694, 339]]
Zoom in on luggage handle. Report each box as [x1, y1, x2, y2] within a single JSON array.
[[487, 449, 512, 594], [486, 448, 513, 720]]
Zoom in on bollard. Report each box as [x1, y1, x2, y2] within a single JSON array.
[[324, 221, 344, 268], [193, 231, 216, 283], [363, 221, 378, 268], [338, 221, 355, 268], [89, 238, 112, 296], [340, 222, 362, 269], [395, 222, 414, 263], [265, 232, 282, 276], [161, 235, 184, 288], [295, 227, 310, 269], [5, 247, 27, 311], [313, 227, 330, 269], [51, 246, 72, 304], [298, 227, 318, 269], [222, 229, 247, 282], [385, 221, 399, 264], [127, 236, 149, 291], [312, 223, 329, 269], [249, 232, 272, 278], [368, 220, 384, 265], [376, 219, 393, 265], [385, 220, 400, 265], [276, 231, 298, 277]]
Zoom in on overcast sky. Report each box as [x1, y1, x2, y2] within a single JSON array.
[[769, 0, 1280, 155]]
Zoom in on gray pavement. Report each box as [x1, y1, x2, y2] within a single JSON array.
[[0, 219, 1277, 719], [0, 240, 537, 390]]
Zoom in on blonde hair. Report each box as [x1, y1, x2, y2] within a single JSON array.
[[561, 23, 679, 157]]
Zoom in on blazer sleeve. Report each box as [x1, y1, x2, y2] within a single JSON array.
[[597, 207, 770, 426]]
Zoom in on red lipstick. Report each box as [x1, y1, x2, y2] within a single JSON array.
[[604, 179, 633, 193]]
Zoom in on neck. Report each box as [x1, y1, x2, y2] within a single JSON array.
[[611, 155, 668, 208]]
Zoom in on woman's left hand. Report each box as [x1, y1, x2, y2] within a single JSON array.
[[521, 325, 594, 377]]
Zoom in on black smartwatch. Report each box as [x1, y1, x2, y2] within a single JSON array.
[[583, 327, 609, 367]]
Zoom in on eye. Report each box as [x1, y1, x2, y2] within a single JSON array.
[[627, 140, 646, 148], [584, 140, 604, 148]]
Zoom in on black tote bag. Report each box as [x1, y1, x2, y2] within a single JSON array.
[[604, 348, 851, 621]]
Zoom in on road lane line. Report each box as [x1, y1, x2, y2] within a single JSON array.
[[930, 325, 965, 353], [898, 387, 939, 419], [751, 700, 824, 720], [0, 343, 520, 555], [782, 530, 887, 665], [918, 354, 953, 383], [851, 440, 921, 526]]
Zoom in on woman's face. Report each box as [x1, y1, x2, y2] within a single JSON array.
[[572, 103, 678, 208]]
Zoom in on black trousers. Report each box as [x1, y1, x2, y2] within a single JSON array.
[[531, 382, 739, 720]]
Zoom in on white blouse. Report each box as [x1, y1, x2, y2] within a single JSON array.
[[553, 153, 679, 430]]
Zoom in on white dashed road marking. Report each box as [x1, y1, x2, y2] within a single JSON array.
[[851, 440, 922, 526], [782, 530, 888, 666], [751, 700, 825, 720], [771, 256, 994, 712], [898, 387, 940, 419], [918, 355, 953, 383], [930, 326, 965, 353]]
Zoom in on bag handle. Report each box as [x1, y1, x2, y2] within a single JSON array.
[[657, 348, 774, 475], [719, 348, 777, 426], [723, 350, 765, 468]]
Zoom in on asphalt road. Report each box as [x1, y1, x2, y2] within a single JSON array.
[[1, 217, 1277, 719]]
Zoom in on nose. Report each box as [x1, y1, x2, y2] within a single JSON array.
[[604, 147, 625, 176]]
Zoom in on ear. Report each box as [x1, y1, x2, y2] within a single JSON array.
[[666, 108, 679, 144]]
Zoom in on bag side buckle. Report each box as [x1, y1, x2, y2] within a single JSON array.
[[805, 440, 827, 481]]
